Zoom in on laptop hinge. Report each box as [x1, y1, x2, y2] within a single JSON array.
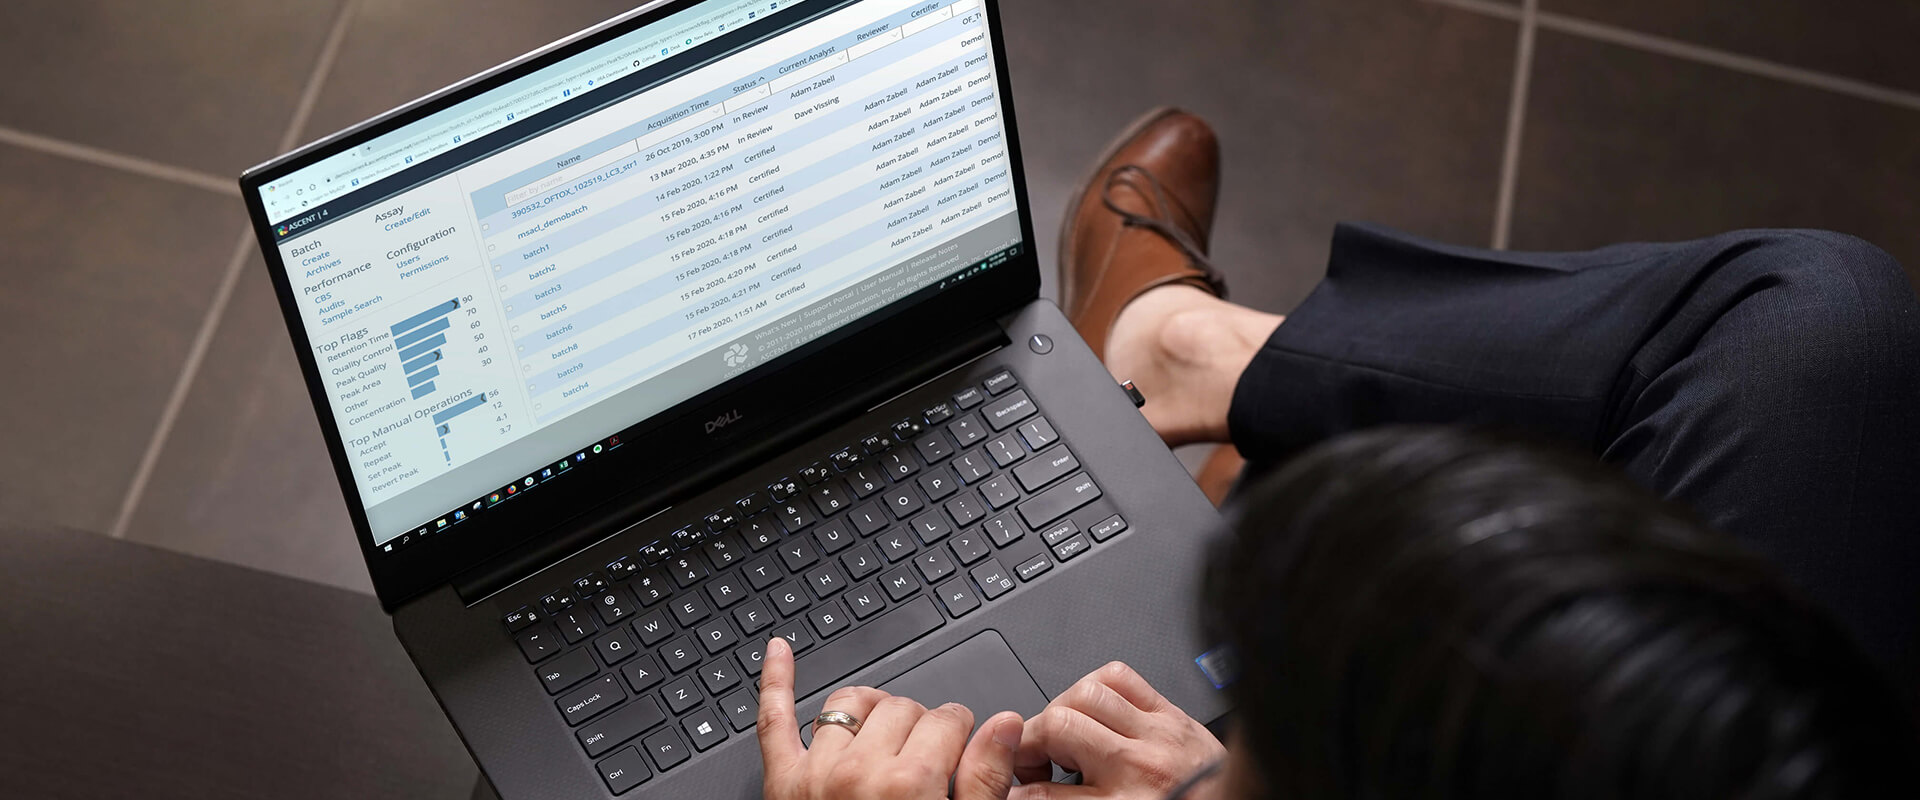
[[449, 321, 1011, 606]]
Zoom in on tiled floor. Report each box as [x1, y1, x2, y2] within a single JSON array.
[[1, 0, 1916, 700]]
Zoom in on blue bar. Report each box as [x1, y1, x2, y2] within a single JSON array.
[[401, 349, 441, 374], [407, 365, 440, 387], [437, 424, 450, 436], [397, 333, 447, 363], [433, 393, 488, 426], [411, 381, 436, 399], [391, 299, 459, 337], [394, 317, 451, 349]]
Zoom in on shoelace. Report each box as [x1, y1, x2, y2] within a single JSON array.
[[1100, 164, 1228, 297]]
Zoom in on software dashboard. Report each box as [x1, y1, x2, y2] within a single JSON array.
[[260, 0, 1022, 545]]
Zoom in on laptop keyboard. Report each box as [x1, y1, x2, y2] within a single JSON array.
[[498, 369, 1130, 794]]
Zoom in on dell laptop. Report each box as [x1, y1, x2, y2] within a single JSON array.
[[241, 0, 1226, 796]]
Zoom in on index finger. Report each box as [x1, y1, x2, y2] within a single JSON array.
[[755, 636, 803, 774]]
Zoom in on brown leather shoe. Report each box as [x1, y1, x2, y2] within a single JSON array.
[[1059, 108, 1227, 360]]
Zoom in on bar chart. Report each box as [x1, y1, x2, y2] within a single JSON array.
[[392, 298, 466, 462]]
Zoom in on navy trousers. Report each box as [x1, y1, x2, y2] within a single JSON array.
[[1229, 223, 1920, 681]]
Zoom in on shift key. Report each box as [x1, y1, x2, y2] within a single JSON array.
[[1017, 473, 1102, 529]]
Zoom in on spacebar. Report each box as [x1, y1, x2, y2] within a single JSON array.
[[792, 597, 945, 701]]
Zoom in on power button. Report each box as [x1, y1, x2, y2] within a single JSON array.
[[1028, 334, 1053, 355]]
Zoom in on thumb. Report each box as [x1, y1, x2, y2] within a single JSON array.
[[953, 712, 1024, 800]]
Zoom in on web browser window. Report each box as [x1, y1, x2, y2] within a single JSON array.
[[263, 0, 1021, 546]]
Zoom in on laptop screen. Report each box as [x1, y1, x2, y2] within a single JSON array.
[[258, 0, 1021, 548]]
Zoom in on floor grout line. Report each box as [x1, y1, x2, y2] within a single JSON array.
[[0, 125, 239, 197], [110, 0, 361, 539], [1424, 0, 1920, 113], [1491, 0, 1537, 250]]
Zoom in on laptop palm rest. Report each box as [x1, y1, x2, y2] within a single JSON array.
[[800, 630, 1048, 746]]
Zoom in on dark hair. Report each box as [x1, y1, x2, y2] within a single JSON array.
[[1204, 427, 1915, 799]]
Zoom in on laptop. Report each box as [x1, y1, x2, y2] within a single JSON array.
[[240, 0, 1226, 795]]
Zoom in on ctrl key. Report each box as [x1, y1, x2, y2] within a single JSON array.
[[596, 746, 652, 794]]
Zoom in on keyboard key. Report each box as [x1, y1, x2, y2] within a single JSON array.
[[670, 526, 704, 552], [631, 608, 674, 646], [742, 555, 784, 591], [670, 594, 711, 627], [684, 706, 730, 751], [732, 597, 776, 633], [799, 463, 832, 485], [735, 492, 768, 516], [810, 481, 852, 517], [638, 540, 671, 565], [596, 629, 639, 666], [558, 674, 625, 726], [504, 605, 542, 632], [703, 509, 738, 533], [702, 532, 746, 570], [779, 538, 820, 572], [661, 675, 702, 714], [775, 500, 815, 533], [596, 746, 652, 793], [789, 597, 945, 701], [861, 433, 894, 454], [814, 520, 856, 554], [696, 619, 739, 655], [721, 690, 759, 732], [1053, 535, 1092, 562], [936, 578, 981, 617], [1017, 474, 1103, 529], [844, 582, 888, 619], [914, 436, 953, 468], [841, 543, 883, 580], [982, 370, 1018, 395], [594, 588, 639, 626], [741, 516, 781, 551], [878, 450, 919, 480], [771, 621, 816, 655], [846, 468, 887, 499], [808, 600, 851, 638], [643, 727, 691, 771], [970, 560, 1017, 600], [1018, 417, 1059, 450], [953, 386, 986, 409], [911, 512, 952, 545], [829, 448, 862, 471], [517, 625, 561, 662], [982, 390, 1036, 431], [606, 557, 640, 581], [768, 477, 800, 501], [769, 581, 811, 617], [891, 417, 926, 440], [804, 563, 848, 598], [948, 415, 987, 447], [875, 529, 917, 562], [632, 569, 674, 605], [659, 636, 701, 673], [915, 547, 957, 583], [952, 452, 993, 484], [1090, 514, 1128, 542], [541, 592, 576, 615], [923, 402, 955, 425], [734, 640, 768, 676], [539, 647, 600, 693], [983, 515, 1023, 548], [986, 438, 1026, 472], [621, 654, 665, 692], [950, 530, 992, 565], [1040, 520, 1080, 547], [1014, 447, 1080, 491], [847, 502, 890, 536], [699, 658, 742, 696], [705, 574, 749, 609], [917, 467, 959, 501], [579, 696, 666, 758], [668, 555, 708, 588], [880, 565, 919, 601], [945, 493, 985, 527], [978, 475, 1021, 509], [1015, 555, 1053, 582], [557, 609, 597, 645]]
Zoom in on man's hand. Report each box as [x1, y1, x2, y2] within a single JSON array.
[[757, 636, 1027, 800], [1011, 662, 1226, 800]]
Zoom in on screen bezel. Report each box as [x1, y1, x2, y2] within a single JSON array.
[[239, 0, 1039, 611]]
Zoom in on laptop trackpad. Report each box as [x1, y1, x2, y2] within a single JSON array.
[[801, 630, 1048, 746]]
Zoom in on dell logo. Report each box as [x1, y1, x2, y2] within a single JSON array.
[[705, 410, 744, 434]]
